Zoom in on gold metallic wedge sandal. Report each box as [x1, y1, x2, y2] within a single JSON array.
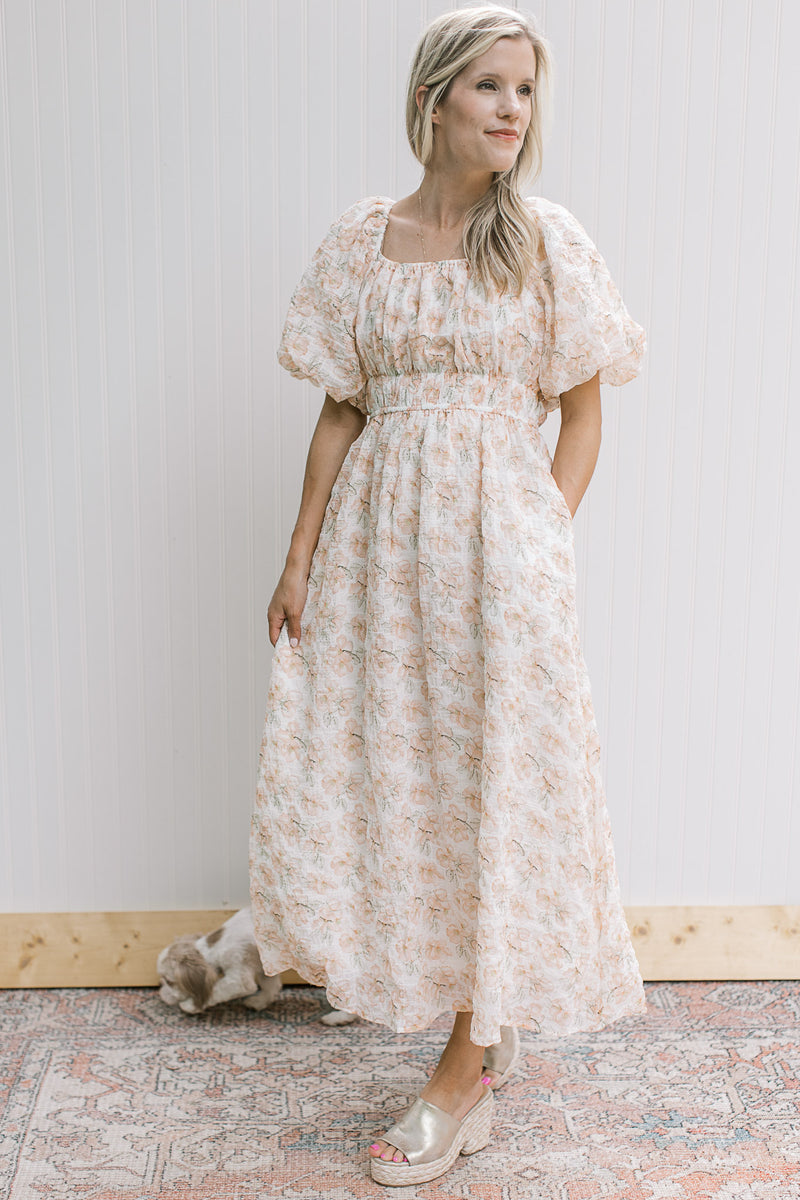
[[369, 1083, 494, 1187], [481, 1025, 521, 1090]]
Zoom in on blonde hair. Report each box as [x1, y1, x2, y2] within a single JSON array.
[[405, 4, 554, 296]]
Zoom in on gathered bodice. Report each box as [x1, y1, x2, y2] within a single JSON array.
[[353, 198, 551, 424], [277, 194, 647, 425]]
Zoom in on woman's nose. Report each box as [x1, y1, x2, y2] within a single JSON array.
[[499, 91, 522, 117]]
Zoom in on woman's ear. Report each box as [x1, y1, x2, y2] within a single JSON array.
[[416, 84, 441, 130]]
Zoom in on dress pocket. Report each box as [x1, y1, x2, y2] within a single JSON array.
[[546, 471, 573, 527]]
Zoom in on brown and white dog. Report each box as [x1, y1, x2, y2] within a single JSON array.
[[156, 907, 356, 1024]]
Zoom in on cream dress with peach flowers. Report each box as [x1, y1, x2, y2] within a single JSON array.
[[249, 194, 648, 1046]]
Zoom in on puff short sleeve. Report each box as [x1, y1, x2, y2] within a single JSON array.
[[531, 198, 647, 412], [277, 199, 371, 414]]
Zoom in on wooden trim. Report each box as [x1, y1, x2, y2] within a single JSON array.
[[1, 906, 799, 988], [625, 905, 800, 980], [0, 910, 307, 988]]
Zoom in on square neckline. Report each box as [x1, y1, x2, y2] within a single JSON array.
[[376, 196, 469, 268]]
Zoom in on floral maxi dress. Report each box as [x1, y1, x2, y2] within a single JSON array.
[[249, 194, 649, 1047]]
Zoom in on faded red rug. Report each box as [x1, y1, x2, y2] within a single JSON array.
[[2, 982, 800, 1198]]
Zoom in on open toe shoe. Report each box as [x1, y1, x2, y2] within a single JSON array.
[[482, 1025, 520, 1090], [369, 1083, 494, 1187]]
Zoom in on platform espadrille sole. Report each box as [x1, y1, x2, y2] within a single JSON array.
[[369, 1085, 494, 1186]]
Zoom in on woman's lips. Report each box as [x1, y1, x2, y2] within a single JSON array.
[[486, 130, 518, 141]]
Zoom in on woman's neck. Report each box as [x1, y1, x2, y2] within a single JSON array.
[[417, 170, 495, 228]]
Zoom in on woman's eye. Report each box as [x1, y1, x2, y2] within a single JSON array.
[[478, 80, 533, 95]]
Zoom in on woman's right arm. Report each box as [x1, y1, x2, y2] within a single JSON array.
[[268, 393, 367, 649]]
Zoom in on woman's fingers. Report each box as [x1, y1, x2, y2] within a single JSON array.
[[267, 611, 283, 648], [268, 570, 308, 648]]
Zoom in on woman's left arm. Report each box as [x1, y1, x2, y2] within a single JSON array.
[[550, 371, 602, 518]]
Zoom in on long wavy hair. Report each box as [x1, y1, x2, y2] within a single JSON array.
[[405, 4, 554, 296]]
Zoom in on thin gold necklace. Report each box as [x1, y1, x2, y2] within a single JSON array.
[[417, 186, 464, 262]]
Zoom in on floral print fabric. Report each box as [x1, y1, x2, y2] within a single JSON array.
[[249, 194, 648, 1046]]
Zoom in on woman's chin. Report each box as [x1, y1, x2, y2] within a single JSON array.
[[482, 143, 521, 168]]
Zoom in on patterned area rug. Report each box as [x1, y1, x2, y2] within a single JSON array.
[[2, 982, 800, 1198]]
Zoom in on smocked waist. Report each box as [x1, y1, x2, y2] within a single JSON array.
[[365, 373, 546, 425]]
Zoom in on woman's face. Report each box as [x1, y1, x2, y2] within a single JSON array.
[[424, 36, 536, 174]]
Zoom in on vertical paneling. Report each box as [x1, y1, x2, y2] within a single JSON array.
[[0, 0, 797, 913]]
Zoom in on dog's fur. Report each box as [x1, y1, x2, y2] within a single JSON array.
[[156, 906, 356, 1024]]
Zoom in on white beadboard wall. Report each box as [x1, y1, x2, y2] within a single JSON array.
[[0, 0, 798, 913]]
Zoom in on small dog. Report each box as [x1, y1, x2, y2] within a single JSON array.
[[156, 907, 356, 1024]]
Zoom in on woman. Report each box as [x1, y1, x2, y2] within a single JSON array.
[[249, 4, 648, 1187]]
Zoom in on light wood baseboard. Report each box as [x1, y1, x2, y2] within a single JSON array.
[[1, 906, 799, 988]]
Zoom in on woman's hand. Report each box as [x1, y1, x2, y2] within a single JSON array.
[[267, 393, 367, 650], [268, 564, 309, 649]]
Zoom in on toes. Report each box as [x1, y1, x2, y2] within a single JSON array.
[[370, 1139, 407, 1163]]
